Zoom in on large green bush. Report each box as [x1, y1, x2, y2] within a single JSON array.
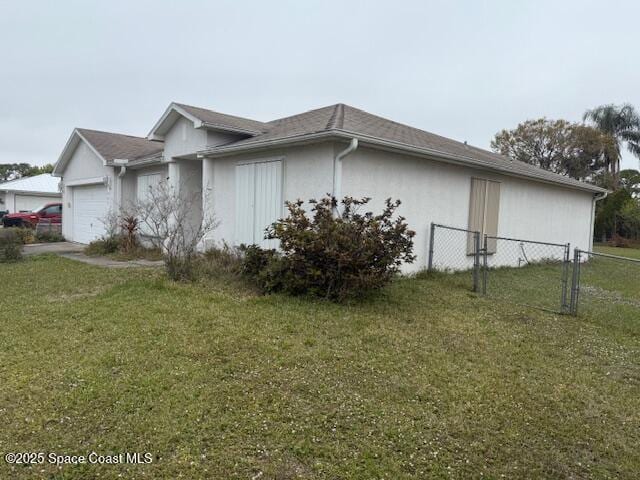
[[242, 196, 416, 301], [0, 229, 23, 262]]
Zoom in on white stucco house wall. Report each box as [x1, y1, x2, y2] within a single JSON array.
[[52, 102, 606, 272], [0, 173, 61, 213]]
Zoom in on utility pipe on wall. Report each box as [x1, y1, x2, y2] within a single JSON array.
[[333, 138, 359, 205], [114, 159, 128, 208], [589, 190, 609, 250]]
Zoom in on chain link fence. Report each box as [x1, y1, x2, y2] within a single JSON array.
[[428, 223, 571, 312], [428, 223, 482, 292], [569, 249, 640, 319], [482, 235, 571, 313], [35, 219, 62, 237], [428, 223, 640, 317]]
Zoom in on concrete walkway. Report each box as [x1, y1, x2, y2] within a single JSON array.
[[23, 242, 163, 268], [23, 242, 85, 256]]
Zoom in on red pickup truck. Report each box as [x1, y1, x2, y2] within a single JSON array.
[[2, 202, 62, 228]]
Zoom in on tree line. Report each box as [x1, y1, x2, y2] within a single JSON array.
[[491, 104, 640, 243], [0, 163, 54, 183]]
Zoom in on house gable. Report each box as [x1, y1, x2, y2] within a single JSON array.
[[148, 103, 263, 159], [53, 129, 108, 177], [60, 137, 112, 183]]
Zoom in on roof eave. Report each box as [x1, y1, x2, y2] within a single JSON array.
[[0, 189, 61, 196], [198, 129, 605, 194], [200, 121, 262, 136], [346, 131, 607, 194], [147, 103, 200, 140]]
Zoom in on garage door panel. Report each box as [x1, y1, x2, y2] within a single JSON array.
[[15, 195, 60, 212], [72, 185, 109, 244]]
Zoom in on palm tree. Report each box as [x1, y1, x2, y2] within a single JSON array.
[[583, 104, 640, 185]]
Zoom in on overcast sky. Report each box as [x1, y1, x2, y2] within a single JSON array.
[[1, 0, 639, 169]]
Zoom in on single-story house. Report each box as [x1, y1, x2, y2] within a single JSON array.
[[52, 102, 606, 271], [0, 173, 61, 213]]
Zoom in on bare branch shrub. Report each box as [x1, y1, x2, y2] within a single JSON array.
[[133, 179, 218, 281], [100, 208, 121, 240]]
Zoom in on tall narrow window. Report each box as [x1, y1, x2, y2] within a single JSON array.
[[467, 178, 501, 254]]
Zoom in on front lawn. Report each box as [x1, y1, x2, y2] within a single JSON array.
[[1, 254, 639, 478]]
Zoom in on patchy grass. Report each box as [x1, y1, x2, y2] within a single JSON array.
[[0, 255, 639, 479], [478, 245, 640, 327], [573, 246, 640, 329], [107, 246, 163, 262]]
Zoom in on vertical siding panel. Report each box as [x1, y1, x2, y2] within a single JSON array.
[[255, 162, 264, 245], [235, 163, 255, 245], [237, 160, 283, 249]]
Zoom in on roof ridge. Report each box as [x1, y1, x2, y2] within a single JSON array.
[[267, 104, 339, 125], [174, 102, 268, 127], [325, 103, 345, 130], [76, 127, 156, 142]]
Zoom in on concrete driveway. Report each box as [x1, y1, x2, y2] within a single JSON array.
[[23, 242, 163, 268]]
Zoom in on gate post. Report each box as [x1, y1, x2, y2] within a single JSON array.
[[427, 222, 436, 271], [472, 231, 480, 293], [569, 248, 582, 316], [482, 234, 488, 295], [560, 243, 571, 313]]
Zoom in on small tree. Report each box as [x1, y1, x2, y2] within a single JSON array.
[[134, 179, 218, 281], [119, 214, 139, 253], [242, 196, 416, 301]]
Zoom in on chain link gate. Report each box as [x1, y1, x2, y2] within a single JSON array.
[[481, 235, 571, 313], [429, 223, 572, 312]]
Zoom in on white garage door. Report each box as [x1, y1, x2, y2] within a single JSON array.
[[72, 184, 109, 244], [15, 194, 61, 212]]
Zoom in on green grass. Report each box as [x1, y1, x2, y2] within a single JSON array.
[[574, 246, 640, 326], [1, 254, 639, 479], [594, 244, 640, 260]]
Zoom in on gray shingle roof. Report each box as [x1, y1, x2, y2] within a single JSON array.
[[175, 103, 268, 135], [77, 128, 163, 163], [199, 104, 605, 193]]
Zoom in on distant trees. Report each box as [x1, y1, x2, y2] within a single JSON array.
[[491, 119, 615, 181], [583, 104, 640, 183], [620, 169, 640, 198], [0, 163, 54, 183], [493, 103, 640, 243]]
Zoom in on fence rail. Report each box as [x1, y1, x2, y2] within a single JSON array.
[[569, 249, 640, 317], [428, 222, 639, 317], [482, 234, 571, 313], [428, 223, 482, 293]]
